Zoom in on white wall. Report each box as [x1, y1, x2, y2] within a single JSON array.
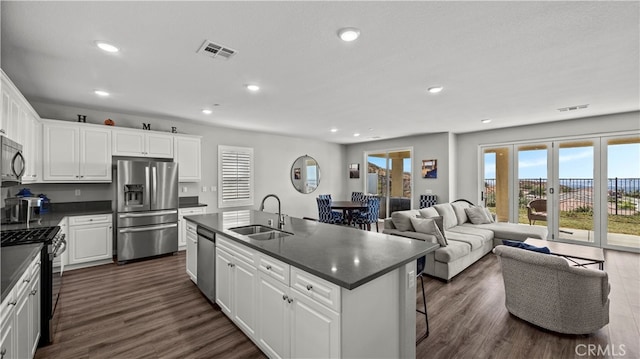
[[28, 101, 346, 219], [344, 132, 452, 207], [455, 111, 640, 203]]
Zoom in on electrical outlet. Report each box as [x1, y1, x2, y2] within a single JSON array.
[[408, 271, 415, 288], [75, 189, 81, 196], [202, 186, 207, 192], [182, 187, 188, 193], [425, 189, 433, 194]]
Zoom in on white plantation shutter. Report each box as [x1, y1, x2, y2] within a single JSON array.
[[218, 145, 254, 208]]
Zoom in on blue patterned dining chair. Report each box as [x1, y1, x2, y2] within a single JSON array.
[[351, 192, 365, 202], [316, 197, 344, 224], [353, 195, 380, 231]]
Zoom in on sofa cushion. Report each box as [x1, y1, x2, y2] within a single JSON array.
[[465, 206, 493, 224], [462, 222, 548, 241], [433, 203, 458, 229], [410, 217, 448, 246], [390, 210, 421, 232], [382, 228, 438, 244], [451, 201, 472, 225], [434, 240, 471, 263], [419, 207, 439, 219], [447, 226, 494, 243], [445, 231, 485, 251]]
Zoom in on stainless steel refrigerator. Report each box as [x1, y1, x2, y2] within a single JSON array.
[[115, 159, 179, 263]]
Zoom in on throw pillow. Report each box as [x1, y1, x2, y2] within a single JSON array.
[[502, 240, 551, 254], [484, 207, 495, 223], [451, 201, 472, 225], [465, 206, 493, 225], [418, 207, 439, 219], [410, 217, 448, 247], [391, 211, 418, 232], [433, 203, 458, 229]]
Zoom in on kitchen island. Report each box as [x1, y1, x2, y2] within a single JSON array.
[[185, 210, 438, 359]]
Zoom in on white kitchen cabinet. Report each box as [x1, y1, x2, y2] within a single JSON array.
[[1, 253, 41, 359], [68, 214, 113, 265], [174, 135, 201, 182], [178, 206, 206, 250], [112, 129, 173, 158], [22, 113, 42, 183], [257, 272, 290, 359], [256, 265, 340, 359], [185, 221, 198, 283], [28, 271, 40, 358], [1, 71, 42, 183], [42, 121, 112, 182], [216, 236, 258, 339]]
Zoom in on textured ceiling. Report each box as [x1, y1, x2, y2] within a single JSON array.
[[1, 1, 638, 144]]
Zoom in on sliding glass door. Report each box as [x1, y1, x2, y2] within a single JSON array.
[[365, 149, 412, 218], [603, 135, 640, 250], [552, 140, 598, 245], [480, 133, 640, 252]]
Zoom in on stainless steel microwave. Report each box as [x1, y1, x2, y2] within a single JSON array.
[[1, 136, 25, 185]]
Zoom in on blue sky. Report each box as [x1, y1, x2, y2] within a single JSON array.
[[484, 143, 640, 179]]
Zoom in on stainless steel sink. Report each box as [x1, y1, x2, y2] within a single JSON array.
[[229, 225, 293, 240], [229, 225, 274, 235], [247, 230, 292, 241]]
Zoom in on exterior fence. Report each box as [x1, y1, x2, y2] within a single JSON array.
[[484, 178, 640, 215]]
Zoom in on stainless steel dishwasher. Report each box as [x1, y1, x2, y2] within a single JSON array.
[[196, 226, 215, 302]]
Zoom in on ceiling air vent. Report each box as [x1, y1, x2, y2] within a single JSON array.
[[558, 104, 589, 112], [197, 40, 237, 60]]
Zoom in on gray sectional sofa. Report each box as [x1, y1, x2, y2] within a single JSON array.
[[383, 200, 548, 281]]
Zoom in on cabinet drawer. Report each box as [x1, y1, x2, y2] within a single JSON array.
[[69, 213, 112, 226], [179, 207, 206, 216], [257, 254, 289, 285], [217, 236, 255, 267], [291, 267, 341, 312]]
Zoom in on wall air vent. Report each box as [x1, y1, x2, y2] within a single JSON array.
[[558, 104, 589, 112], [197, 40, 237, 60]]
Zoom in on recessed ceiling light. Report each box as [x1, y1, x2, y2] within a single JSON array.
[[95, 41, 119, 53], [330, 128, 338, 133], [353, 133, 360, 137], [202, 109, 213, 115], [481, 119, 492, 124], [338, 28, 360, 42], [246, 84, 260, 92], [427, 86, 443, 94], [94, 90, 109, 97]]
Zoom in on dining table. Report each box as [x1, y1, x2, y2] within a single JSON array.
[[330, 200, 368, 226]]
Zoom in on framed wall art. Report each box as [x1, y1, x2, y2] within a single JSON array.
[[422, 159, 437, 178], [349, 163, 360, 179]]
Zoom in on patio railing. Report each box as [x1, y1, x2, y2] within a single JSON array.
[[484, 177, 640, 215]]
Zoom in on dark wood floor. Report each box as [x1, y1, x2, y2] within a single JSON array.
[[36, 249, 639, 359]]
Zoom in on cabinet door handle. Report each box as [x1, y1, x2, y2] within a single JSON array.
[[24, 278, 31, 283], [1, 347, 6, 358], [306, 284, 313, 291], [282, 295, 288, 301], [30, 289, 37, 296], [266, 265, 272, 270], [287, 298, 293, 304], [8, 301, 17, 306]]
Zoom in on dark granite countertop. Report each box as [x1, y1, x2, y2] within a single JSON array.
[[1, 243, 42, 301], [179, 203, 208, 209], [185, 210, 438, 290], [179, 196, 207, 208]]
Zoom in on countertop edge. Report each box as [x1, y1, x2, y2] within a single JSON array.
[[185, 216, 439, 290]]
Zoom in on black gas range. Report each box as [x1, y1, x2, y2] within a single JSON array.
[[1, 226, 60, 246], [1, 225, 66, 346]]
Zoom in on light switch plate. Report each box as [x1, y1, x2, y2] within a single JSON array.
[[201, 186, 207, 192], [408, 270, 415, 288]]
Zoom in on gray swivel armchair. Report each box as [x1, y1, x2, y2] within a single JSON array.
[[494, 245, 610, 334]]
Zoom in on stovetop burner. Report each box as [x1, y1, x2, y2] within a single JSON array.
[[1, 226, 60, 247]]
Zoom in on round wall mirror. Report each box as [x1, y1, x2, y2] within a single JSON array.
[[291, 155, 320, 194]]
